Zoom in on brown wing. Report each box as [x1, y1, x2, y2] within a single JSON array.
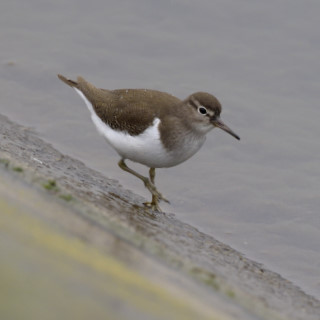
[[74, 76, 181, 135], [58, 74, 182, 135], [107, 89, 181, 135]]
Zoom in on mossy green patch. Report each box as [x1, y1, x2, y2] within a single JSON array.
[[42, 180, 59, 192], [0, 158, 10, 167], [59, 194, 73, 202], [190, 267, 220, 291], [226, 289, 236, 298]]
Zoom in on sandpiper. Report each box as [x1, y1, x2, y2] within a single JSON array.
[[58, 74, 240, 211]]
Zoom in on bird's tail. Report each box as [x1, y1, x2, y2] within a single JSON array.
[[57, 74, 79, 88]]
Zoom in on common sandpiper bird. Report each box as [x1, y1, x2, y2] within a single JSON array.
[[58, 74, 240, 211]]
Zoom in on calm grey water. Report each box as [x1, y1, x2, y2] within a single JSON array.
[[1, 0, 320, 299]]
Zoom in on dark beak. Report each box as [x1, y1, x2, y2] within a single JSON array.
[[212, 117, 240, 140]]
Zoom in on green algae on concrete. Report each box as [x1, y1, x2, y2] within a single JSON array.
[[42, 179, 59, 191]]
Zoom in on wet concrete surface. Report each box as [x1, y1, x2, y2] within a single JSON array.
[[1, 113, 320, 320]]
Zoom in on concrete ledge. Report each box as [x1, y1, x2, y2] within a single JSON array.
[[1, 114, 319, 320]]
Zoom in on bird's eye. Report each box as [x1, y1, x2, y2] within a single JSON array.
[[198, 106, 207, 115]]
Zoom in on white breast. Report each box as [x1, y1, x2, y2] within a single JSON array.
[[74, 88, 206, 168]]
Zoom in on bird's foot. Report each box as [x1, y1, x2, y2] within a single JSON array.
[[143, 200, 162, 212], [143, 179, 170, 204]]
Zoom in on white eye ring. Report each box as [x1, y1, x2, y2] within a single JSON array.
[[198, 106, 207, 115]]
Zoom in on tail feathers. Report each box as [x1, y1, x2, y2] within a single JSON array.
[[57, 74, 78, 88]]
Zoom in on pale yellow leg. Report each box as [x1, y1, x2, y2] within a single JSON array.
[[147, 168, 161, 211], [118, 159, 169, 211]]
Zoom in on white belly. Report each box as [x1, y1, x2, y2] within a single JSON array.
[[75, 88, 205, 168]]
